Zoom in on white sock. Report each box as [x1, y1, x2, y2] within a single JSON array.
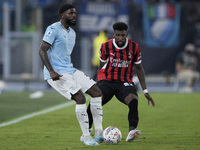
[[75, 104, 90, 140], [90, 97, 103, 136]]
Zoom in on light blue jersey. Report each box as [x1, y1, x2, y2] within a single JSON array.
[[42, 22, 76, 80]]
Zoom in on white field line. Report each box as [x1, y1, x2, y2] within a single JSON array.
[[0, 101, 76, 128]]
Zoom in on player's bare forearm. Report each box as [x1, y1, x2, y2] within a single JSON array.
[[39, 41, 62, 80], [135, 64, 155, 106], [39, 41, 54, 72], [135, 64, 147, 90], [39, 50, 54, 73]]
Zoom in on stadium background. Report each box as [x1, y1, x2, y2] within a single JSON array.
[[0, 0, 200, 92]]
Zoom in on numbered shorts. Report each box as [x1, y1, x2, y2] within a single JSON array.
[[97, 80, 138, 105], [47, 70, 95, 100]]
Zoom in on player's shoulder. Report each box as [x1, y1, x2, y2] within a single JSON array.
[[47, 22, 61, 31], [128, 38, 138, 45], [128, 39, 140, 49], [102, 39, 113, 45]]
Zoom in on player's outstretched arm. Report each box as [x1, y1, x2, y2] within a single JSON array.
[[135, 63, 155, 107]]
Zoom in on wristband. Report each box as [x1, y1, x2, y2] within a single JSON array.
[[143, 89, 148, 94]]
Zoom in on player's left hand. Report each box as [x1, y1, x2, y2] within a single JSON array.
[[144, 93, 155, 107]]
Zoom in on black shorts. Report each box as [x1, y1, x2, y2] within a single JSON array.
[[97, 80, 138, 105]]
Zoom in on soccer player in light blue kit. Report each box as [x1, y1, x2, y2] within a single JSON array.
[[39, 3, 103, 146]]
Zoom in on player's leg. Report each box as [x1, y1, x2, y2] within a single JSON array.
[[73, 70, 103, 143], [87, 80, 114, 131], [124, 93, 139, 131], [72, 90, 99, 145], [116, 82, 141, 142], [47, 73, 98, 145], [86, 84, 103, 143], [71, 90, 90, 139], [124, 93, 141, 142], [86, 97, 108, 131]]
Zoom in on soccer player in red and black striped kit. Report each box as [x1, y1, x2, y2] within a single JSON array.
[[86, 22, 155, 142]]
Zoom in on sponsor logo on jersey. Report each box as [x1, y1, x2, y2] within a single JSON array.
[[124, 82, 133, 86], [110, 57, 131, 68]]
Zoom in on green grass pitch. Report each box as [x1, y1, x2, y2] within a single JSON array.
[[0, 91, 200, 150]]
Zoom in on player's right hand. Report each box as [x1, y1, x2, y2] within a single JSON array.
[[50, 71, 63, 81]]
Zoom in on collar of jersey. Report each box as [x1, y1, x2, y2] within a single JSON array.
[[113, 38, 128, 50], [59, 21, 70, 32]]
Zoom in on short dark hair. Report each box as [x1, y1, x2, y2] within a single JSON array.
[[58, 3, 75, 16], [112, 22, 128, 31]]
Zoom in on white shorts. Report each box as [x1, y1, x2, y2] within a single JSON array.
[[47, 70, 95, 100]]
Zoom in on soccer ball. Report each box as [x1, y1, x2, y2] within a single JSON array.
[[103, 126, 122, 144]]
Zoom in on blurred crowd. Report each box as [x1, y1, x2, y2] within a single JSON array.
[[1, 0, 200, 45], [0, 0, 200, 76]]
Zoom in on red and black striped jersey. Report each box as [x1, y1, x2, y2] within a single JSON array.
[[98, 38, 141, 83]]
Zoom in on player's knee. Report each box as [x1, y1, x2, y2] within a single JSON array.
[[87, 84, 102, 97], [124, 93, 138, 105], [75, 97, 86, 104], [71, 91, 86, 104], [92, 87, 102, 97]]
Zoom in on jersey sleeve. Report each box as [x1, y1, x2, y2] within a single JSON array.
[[43, 26, 57, 45], [99, 43, 107, 62], [134, 43, 142, 64]]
